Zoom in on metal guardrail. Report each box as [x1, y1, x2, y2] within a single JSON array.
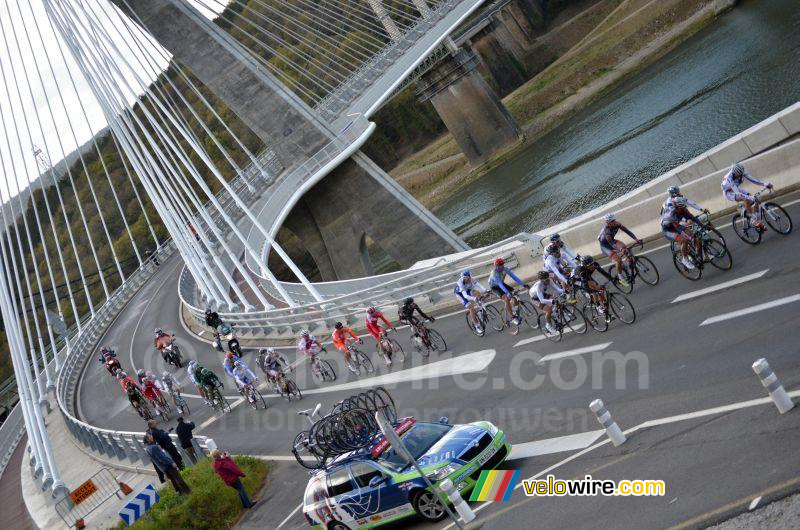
[[54, 468, 123, 527]]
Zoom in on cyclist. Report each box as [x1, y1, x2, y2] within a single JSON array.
[[365, 307, 395, 365], [199, 368, 223, 404], [454, 270, 487, 335], [188, 360, 210, 404], [118, 371, 139, 394], [488, 257, 527, 326], [570, 256, 615, 312], [122, 376, 145, 415], [543, 243, 572, 289], [398, 297, 434, 340], [141, 376, 164, 409], [97, 346, 116, 362], [161, 371, 182, 411], [153, 328, 175, 362], [298, 329, 324, 363], [258, 348, 289, 386], [222, 352, 239, 390], [662, 185, 706, 215], [546, 234, 578, 268], [598, 213, 642, 286], [232, 359, 257, 398], [530, 270, 565, 334], [722, 162, 773, 230], [136, 368, 147, 385], [661, 196, 702, 270], [205, 308, 221, 329], [332, 322, 362, 368]]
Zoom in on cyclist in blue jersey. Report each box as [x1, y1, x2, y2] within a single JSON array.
[[232, 359, 257, 398], [598, 213, 642, 285], [489, 257, 527, 326], [454, 270, 487, 335]]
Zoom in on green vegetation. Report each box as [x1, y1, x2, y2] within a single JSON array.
[[114, 456, 268, 530]]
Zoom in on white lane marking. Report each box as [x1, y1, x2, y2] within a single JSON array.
[[507, 430, 605, 461], [196, 397, 245, 431], [699, 294, 800, 326], [444, 388, 800, 527], [277, 503, 304, 528], [514, 328, 575, 348], [299, 349, 496, 396], [749, 496, 762, 511], [539, 343, 613, 362], [671, 270, 769, 303]]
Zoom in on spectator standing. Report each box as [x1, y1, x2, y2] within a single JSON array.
[[147, 419, 184, 470], [211, 449, 256, 508], [144, 433, 190, 495], [175, 417, 198, 464]]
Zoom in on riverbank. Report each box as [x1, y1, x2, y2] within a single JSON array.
[[391, 0, 737, 211]]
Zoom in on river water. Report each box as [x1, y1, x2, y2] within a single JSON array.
[[435, 0, 800, 246]]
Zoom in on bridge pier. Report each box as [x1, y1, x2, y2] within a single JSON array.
[[417, 48, 523, 165], [113, 0, 468, 281]]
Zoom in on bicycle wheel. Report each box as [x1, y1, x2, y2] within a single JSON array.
[[286, 379, 302, 401], [672, 251, 702, 280], [608, 266, 633, 294], [319, 360, 336, 382], [505, 314, 520, 336], [634, 256, 660, 285], [537, 313, 561, 342], [484, 304, 505, 332], [141, 404, 153, 421], [427, 329, 447, 352], [518, 300, 540, 330], [762, 202, 792, 234], [732, 213, 761, 244], [562, 304, 588, 335], [372, 387, 397, 423], [176, 396, 189, 415], [293, 431, 323, 469], [388, 340, 406, 363], [704, 237, 732, 270], [583, 302, 608, 332], [608, 293, 636, 324], [355, 350, 375, 373], [252, 387, 267, 409], [411, 333, 429, 357]]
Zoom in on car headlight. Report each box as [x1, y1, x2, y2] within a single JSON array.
[[426, 464, 459, 481]]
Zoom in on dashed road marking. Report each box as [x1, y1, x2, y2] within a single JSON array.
[[539, 343, 613, 362], [699, 294, 800, 326], [671, 270, 769, 303]]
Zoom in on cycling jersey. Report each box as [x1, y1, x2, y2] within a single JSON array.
[[398, 302, 430, 323], [454, 277, 486, 307], [365, 311, 392, 340], [661, 207, 701, 229], [543, 254, 569, 284], [530, 279, 564, 305], [142, 380, 161, 401], [298, 336, 320, 355], [488, 266, 524, 296], [98, 349, 116, 362], [570, 264, 615, 288], [598, 221, 636, 245], [120, 376, 139, 394], [233, 364, 256, 388], [222, 357, 236, 378], [544, 241, 577, 268], [721, 167, 767, 201], [261, 353, 288, 373], [332, 326, 358, 351], [662, 195, 702, 214], [153, 334, 173, 350], [200, 371, 221, 389], [162, 377, 179, 393]]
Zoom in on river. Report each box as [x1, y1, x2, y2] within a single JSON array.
[[435, 0, 800, 246]]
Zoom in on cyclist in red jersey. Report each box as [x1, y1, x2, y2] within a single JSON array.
[[365, 307, 395, 363]]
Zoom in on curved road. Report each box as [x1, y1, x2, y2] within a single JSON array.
[[78, 193, 800, 528]]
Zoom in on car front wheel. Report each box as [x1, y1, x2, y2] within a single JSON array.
[[328, 522, 350, 530], [412, 490, 447, 522]]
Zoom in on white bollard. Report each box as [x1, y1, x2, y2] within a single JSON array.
[[438, 479, 476, 524], [752, 359, 794, 414], [590, 399, 626, 447]]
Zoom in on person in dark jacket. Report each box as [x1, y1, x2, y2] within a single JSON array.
[[147, 420, 184, 470], [211, 449, 256, 508], [144, 433, 190, 495], [175, 417, 197, 464]]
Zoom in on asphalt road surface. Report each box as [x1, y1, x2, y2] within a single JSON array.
[[78, 192, 800, 529]]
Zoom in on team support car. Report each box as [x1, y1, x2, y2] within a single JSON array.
[[303, 416, 511, 529]]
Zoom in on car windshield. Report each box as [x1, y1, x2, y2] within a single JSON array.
[[376, 423, 452, 472]]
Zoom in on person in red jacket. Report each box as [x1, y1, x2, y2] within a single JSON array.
[[211, 449, 256, 508]]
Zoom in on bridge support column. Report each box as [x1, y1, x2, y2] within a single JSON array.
[[417, 49, 522, 165]]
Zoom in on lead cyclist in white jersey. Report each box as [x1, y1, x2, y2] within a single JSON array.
[[298, 329, 323, 363], [722, 163, 773, 230]]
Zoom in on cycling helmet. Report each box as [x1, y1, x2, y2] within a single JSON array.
[[154, 327, 163, 335], [537, 270, 550, 280], [549, 233, 561, 242], [581, 255, 595, 265], [137, 369, 145, 376], [545, 243, 560, 254], [667, 185, 680, 196], [604, 213, 616, 222], [731, 163, 745, 179], [226, 352, 234, 359], [404, 297, 414, 306], [460, 270, 471, 278], [205, 308, 212, 315], [366, 306, 376, 315], [334, 322, 343, 330], [673, 196, 688, 208], [300, 329, 309, 337], [494, 257, 505, 267]]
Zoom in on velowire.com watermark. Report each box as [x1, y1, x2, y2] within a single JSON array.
[[523, 475, 665, 497]]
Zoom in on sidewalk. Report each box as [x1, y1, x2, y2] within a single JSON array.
[[1, 435, 34, 529], [21, 402, 156, 529]]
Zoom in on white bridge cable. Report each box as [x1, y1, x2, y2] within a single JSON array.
[[61, 0, 322, 305], [79, 0, 274, 308]]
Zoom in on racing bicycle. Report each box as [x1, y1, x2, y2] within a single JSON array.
[[409, 318, 447, 357], [606, 242, 660, 294], [502, 289, 539, 335], [207, 383, 231, 413], [377, 329, 405, 365], [671, 222, 732, 280], [537, 296, 589, 342], [310, 348, 337, 383], [270, 369, 302, 401], [732, 187, 792, 244], [465, 293, 504, 336], [579, 286, 636, 332], [242, 380, 266, 410], [344, 341, 374, 376]]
